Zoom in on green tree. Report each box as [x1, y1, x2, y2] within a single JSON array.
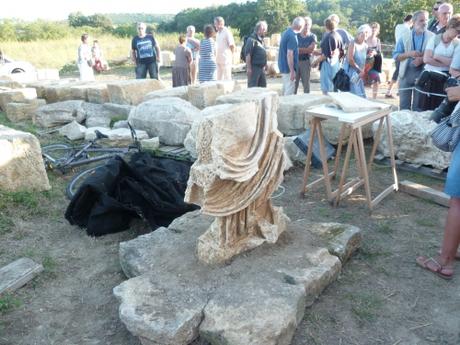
[[0, 20, 18, 41], [256, 0, 306, 34]]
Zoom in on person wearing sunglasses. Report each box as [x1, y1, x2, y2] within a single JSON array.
[[429, 2, 453, 34]]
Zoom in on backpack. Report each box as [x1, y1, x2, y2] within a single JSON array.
[[240, 35, 250, 63]]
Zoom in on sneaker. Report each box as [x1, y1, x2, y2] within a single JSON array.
[[385, 94, 396, 99]]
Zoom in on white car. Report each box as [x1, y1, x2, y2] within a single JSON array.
[[0, 55, 37, 81]]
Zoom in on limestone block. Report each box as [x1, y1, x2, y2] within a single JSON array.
[[70, 84, 90, 101], [0, 88, 37, 111], [36, 68, 60, 80], [83, 103, 122, 128], [266, 61, 280, 77], [0, 80, 23, 89], [0, 125, 50, 192], [200, 274, 306, 345], [115, 210, 354, 345], [112, 120, 129, 129], [44, 84, 76, 103], [183, 120, 200, 159], [232, 46, 242, 65], [187, 81, 238, 109], [84, 127, 148, 146], [144, 86, 188, 102], [140, 137, 160, 152], [114, 274, 206, 345], [128, 97, 201, 145], [5, 99, 46, 122], [161, 51, 175, 67], [102, 103, 133, 118], [25, 81, 54, 98], [87, 84, 109, 104], [263, 37, 271, 47], [271, 33, 281, 46], [374, 110, 451, 170], [266, 48, 278, 61], [321, 118, 374, 145], [34, 100, 86, 128], [284, 136, 307, 165], [381, 58, 395, 84], [107, 79, 166, 105], [278, 94, 331, 135], [58, 120, 87, 140]]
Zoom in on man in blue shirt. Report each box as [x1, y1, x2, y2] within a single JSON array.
[[131, 22, 161, 79], [393, 10, 433, 110], [278, 17, 305, 95]]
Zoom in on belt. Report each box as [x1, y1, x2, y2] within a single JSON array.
[[299, 55, 310, 61]]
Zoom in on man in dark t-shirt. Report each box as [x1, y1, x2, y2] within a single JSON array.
[[245, 21, 268, 88], [295, 17, 317, 94], [131, 22, 161, 79]]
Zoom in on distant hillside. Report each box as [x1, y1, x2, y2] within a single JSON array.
[[104, 13, 174, 25]]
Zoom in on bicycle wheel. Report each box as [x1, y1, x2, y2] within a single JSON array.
[[41, 144, 74, 170], [66, 165, 103, 200]]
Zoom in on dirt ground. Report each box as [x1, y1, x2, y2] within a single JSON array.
[[0, 69, 459, 345]]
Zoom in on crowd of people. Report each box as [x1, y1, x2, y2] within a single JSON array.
[[74, 7, 460, 281]]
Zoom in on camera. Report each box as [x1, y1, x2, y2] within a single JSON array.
[[430, 77, 460, 123]]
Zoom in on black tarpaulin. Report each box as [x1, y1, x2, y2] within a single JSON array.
[[65, 152, 198, 236]]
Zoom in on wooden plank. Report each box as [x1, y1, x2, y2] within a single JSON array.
[[399, 180, 450, 207], [0, 258, 43, 294]]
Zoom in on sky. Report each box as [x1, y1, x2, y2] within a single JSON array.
[[1, 0, 246, 21]]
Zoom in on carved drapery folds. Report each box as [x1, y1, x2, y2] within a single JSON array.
[[185, 90, 289, 264]]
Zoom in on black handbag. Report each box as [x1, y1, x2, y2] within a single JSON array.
[[333, 68, 350, 92], [431, 105, 460, 152]]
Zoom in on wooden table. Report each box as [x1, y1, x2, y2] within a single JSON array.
[[300, 103, 398, 210]]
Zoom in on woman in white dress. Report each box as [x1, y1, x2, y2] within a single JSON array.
[[77, 33, 95, 81]]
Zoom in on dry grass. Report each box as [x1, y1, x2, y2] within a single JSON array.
[[1, 33, 181, 69]]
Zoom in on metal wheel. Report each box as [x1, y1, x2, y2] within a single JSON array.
[[66, 165, 102, 200]]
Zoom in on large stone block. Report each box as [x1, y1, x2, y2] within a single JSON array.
[[278, 94, 331, 136], [5, 99, 46, 122], [36, 68, 60, 81], [128, 97, 201, 145], [44, 84, 75, 103], [114, 211, 358, 345], [374, 110, 451, 170], [87, 84, 109, 104], [161, 51, 175, 67], [0, 80, 23, 89], [107, 79, 166, 105], [271, 33, 281, 46], [58, 120, 87, 140], [0, 125, 50, 192], [84, 127, 148, 146], [0, 88, 37, 111], [187, 81, 239, 109], [34, 100, 86, 128], [144, 86, 188, 102], [70, 84, 91, 101]]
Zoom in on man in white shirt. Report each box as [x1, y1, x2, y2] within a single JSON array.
[[214, 16, 235, 80]]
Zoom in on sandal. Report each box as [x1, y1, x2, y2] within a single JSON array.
[[416, 256, 454, 280]]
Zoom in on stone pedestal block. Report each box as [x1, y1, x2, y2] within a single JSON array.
[[107, 79, 166, 105], [0, 125, 50, 192]]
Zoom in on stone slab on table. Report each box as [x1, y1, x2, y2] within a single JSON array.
[[0, 258, 44, 294], [0, 125, 50, 192], [114, 211, 361, 345]]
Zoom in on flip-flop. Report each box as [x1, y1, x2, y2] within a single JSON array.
[[416, 256, 454, 280]]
